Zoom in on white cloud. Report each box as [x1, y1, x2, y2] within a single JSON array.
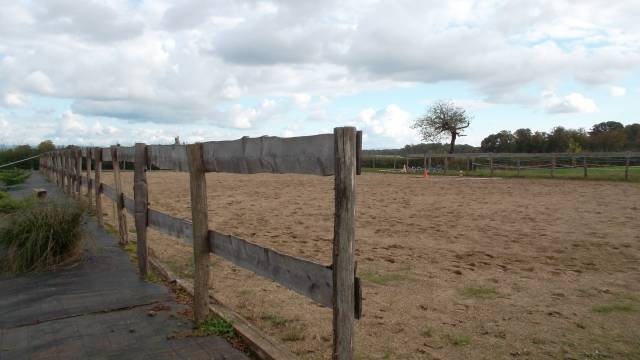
[[291, 93, 311, 108], [0, 0, 638, 147], [543, 91, 599, 114], [3, 92, 29, 107], [356, 104, 420, 148], [25, 71, 54, 95], [609, 86, 627, 97]]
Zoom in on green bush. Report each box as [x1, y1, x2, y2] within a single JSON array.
[[0, 191, 35, 213], [0, 169, 31, 186], [0, 200, 84, 272]]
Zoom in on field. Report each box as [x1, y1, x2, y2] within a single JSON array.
[[100, 171, 640, 359], [365, 166, 640, 182]]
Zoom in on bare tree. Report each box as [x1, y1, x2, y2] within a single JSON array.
[[412, 101, 472, 154]]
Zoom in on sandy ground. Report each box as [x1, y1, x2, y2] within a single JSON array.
[[99, 171, 640, 359]]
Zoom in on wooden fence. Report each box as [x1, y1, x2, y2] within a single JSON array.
[[39, 127, 363, 360], [363, 152, 640, 180]]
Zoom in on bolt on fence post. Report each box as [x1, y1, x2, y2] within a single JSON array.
[[332, 126, 357, 360], [134, 143, 149, 277], [187, 143, 211, 325]]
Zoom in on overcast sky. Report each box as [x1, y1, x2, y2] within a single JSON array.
[[1, 0, 638, 148]]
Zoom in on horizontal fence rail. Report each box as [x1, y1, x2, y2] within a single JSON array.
[[40, 128, 363, 360], [85, 132, 363, 176]]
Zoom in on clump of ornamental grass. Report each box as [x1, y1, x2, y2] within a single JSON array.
[[0, 199, 84, 273]]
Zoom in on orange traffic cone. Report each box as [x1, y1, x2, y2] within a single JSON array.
[[423, 169, 429, 178]]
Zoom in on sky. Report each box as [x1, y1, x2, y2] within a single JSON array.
[[0, 0, 638, 149]]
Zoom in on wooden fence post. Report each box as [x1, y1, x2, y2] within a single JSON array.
[[187, 143, 210, 324], [332, 127, 357, 360], [489, 155, 494, 177], [75, 148, 82, 196], [134, 143, 149, 277], [94, 148, 104, 228], [428, 156, 432, 172], [65, 150, 72, 194], [583, 156, 588, 178], [56, 152, 61, 187], [551, 154, 556, 178], [71, 149, 77, 197], [443, 156, 448, 175], [517, 159, 521, 177], [111, 146, 129, 245], [87, 148, 93, 206], [625, 153, 630, 181]]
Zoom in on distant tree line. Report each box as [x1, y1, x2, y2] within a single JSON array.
[[0, 141, 56, 169], [480, 121, 640, 153]]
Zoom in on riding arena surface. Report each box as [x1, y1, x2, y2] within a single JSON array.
[[100, 171, 640, 359]]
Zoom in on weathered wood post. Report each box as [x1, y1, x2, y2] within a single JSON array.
[[111, 146, 129, 245], [517, 159, 521, 177], [86, 148, 93, 206], [583, 156, 588, 178], [56, 151, 61, 187], [187, 143, 210, 325], [94, 147, 104, 228], [443, 156, 448, 175], [133, 143, 149, 277], [489, 155, 494, 177], [372, 155, 375, 169], [65, 149, 72, 194], [551, 154, 556, 178], [625, 153, 630, 181], [428, 156, 432, 172], [423, 154, 427, 170], [75, 148, 82, 196], [332, 126, 357, 360], [71, 149, 78, 197]]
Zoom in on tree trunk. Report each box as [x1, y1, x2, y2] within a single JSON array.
[[449, 133, 457, 154]]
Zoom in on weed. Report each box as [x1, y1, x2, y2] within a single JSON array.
[[382, 350, 392, 359], [261, 314, 289, 327], [196, 318, 236, 339], [281, 326, 305, 342], [592, 303, 635, 314], [461, 286, 499, 299], [360, 271, 407, 285], [581, 350, 612, 359], [421, 326, 433, 338], [443, 333, 470, 346]]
